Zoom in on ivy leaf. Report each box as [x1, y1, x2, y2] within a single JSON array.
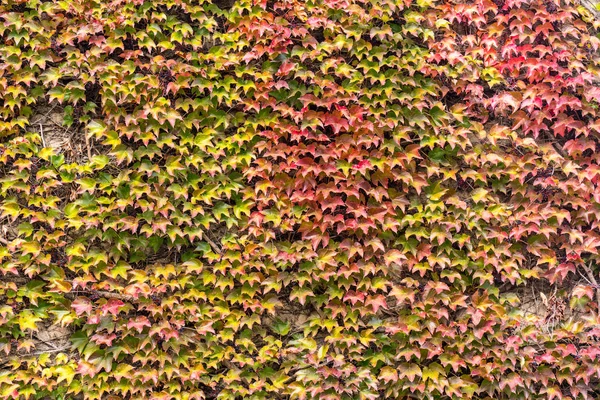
[[71, 297, 93, 316], [422, 362, 445, 382], [18, 310, 41, 332], [399, 363, 422, 382], [471, 188, 489, 203], [100, 299, 124, 316], [290, 287, 314, 305], [379, 366, 398, 383], [271, 319, 290, 336]]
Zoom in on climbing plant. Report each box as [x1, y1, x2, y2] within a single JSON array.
[[1, 0, 600, 399]]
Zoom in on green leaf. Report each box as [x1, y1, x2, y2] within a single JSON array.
[[271, 319, 290, 336]]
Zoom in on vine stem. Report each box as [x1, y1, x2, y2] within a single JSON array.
[[582, 262, 600, 318], [0, 346, 73, 365]]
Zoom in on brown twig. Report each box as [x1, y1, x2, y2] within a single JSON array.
[[39, 123, 47, 148], [33, 334, 60, 350], [85, 135, 92, 160], [582, 262, 600, 317], [202, 230, 222, 254], [69, 290, 135, 302], [0, 276, 133, 301], [0, 346, 73, 365], [29, 103, 59, 125]]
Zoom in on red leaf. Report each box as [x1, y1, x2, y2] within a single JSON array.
[[277, 61, 295, 76], [545, 262, 575, 284], [343, 291, 365, 306], [353, 159, 371, 174], [77, 361, 98, 377], [72, 297, 93, 315], [127, 316, 151, 333], [91, 332, 117, 346], [101, 299, 124, 316], [365, 294, 388, 313]]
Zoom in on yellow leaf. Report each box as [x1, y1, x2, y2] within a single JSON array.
[[18, 310, 41, 331], [471, 188, 489, 203]]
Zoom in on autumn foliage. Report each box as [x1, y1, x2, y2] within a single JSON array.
[[1, 0, 600, 398]]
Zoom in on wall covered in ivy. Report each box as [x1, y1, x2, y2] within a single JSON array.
[[1, 0, 600, 398]]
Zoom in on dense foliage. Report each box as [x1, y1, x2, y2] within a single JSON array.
[[1, 0, 600, 398]]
